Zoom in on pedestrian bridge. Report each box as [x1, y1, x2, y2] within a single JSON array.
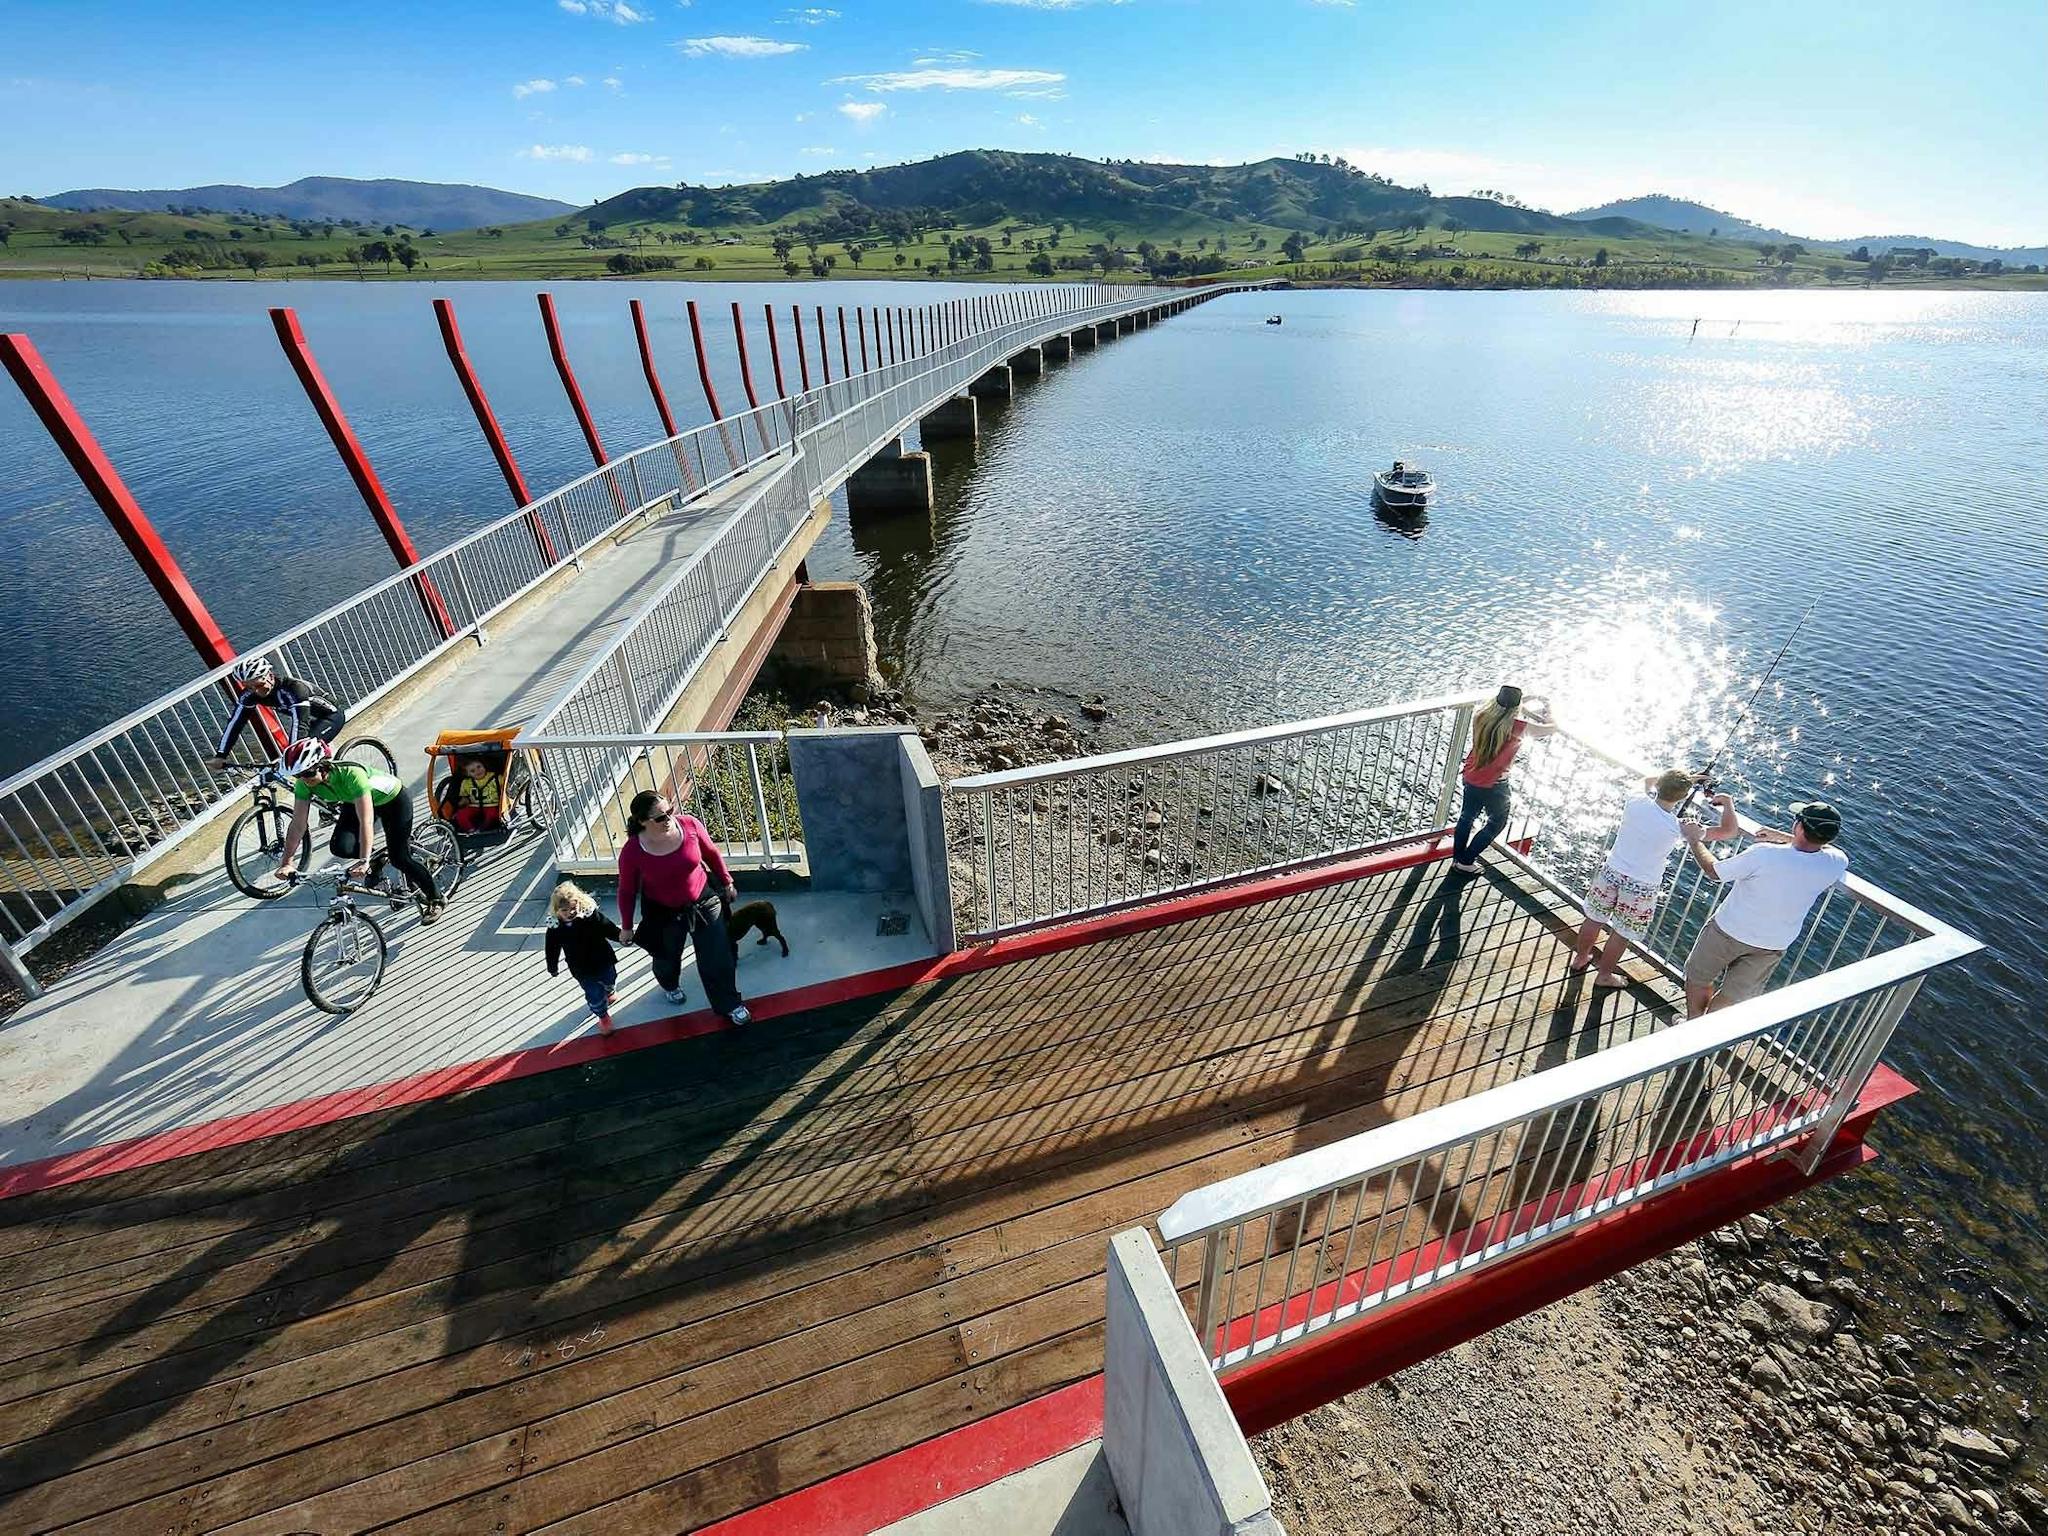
[[0, 280, 1982, 1536]]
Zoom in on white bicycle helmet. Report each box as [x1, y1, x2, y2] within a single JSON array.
[[282, 737, 332, 778], [232, 656, 275, 688]]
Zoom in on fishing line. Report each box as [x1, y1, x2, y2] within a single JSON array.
[[1682, 597, 1819, 818]]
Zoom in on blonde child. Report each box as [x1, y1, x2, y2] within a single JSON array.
[[1571, 769, 1737, 988], [547, 880, 622, 1034], [452, 756, 502, 833]]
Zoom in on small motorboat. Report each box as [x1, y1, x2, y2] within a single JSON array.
[[1265, 315, 1283, 325], [1372, 460, 1434, 512]]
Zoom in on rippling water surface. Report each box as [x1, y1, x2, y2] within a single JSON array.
[[3, 282, 2043, 1417]]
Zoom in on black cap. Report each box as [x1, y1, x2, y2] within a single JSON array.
[[1789, 800, 1842, 842], [1496, 685, 1524, 709]]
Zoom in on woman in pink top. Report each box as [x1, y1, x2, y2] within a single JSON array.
[[617, 789, 749, 1025], [1451, 684, 1558, 873]]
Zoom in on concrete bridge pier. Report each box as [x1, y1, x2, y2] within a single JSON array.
[[1115, 316, 1135, 335], [1071, 327, 1098, 351], [1010, 344, 1044, 376], [760, 580, 881, 698], [1044, 333, 1072, 361], [1095, 322, 1116, 343], [920, 393, 979, 442], [969, 363, 1014, 400], [845, 437, 934, 515]]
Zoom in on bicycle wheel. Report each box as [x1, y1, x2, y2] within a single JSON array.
[[338, 736, 397, 776], [224, 802, 312, 899], [301, 910, 387, 1013], [505, 757, 562, 835], [411, 818, 464, 900]]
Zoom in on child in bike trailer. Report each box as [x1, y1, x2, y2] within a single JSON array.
[[451, 756, 503, 834], [547, 881, 621, 1034], [211, 656, 345, 767], [273, 738, 445, 924]]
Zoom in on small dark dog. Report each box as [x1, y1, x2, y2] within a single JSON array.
[[724, 899, 789, 959]]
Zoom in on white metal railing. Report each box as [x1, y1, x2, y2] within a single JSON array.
[[0, 400, 793, 996], [524, 732, 798, 875], [947, 693, 1483, 939], [0, 278, 1261, 997], [1157, 911, 1975, 1375]]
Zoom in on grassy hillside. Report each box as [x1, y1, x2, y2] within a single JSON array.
[[4, 152, 2041, 290]]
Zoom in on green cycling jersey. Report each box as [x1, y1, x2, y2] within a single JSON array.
[[292, 763, 405, 808]]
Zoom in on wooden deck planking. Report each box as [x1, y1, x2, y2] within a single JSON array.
[[0, 854, 1683, 1535]]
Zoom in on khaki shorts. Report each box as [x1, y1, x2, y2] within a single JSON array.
[[1683, 918, 1783, 1005]]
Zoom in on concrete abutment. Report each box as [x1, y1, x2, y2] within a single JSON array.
[[919, 393, 979, 443], [845, 437, 934, 516]]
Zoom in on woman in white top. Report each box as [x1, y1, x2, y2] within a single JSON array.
[[1570, 769, 1737, 988]]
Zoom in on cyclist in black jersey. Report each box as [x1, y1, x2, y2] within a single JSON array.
[[211, 656, 345, 767]]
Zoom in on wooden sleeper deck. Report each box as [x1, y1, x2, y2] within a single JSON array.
[[0, 853, 1681, 1535]]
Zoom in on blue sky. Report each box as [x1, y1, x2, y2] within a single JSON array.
[[3, 0, 2043, 243]]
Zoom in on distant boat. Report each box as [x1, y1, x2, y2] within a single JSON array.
[[1372, 461, 1434, 512], [1265, 315, 1283, 325]]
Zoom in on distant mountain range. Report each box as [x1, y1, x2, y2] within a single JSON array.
[[38, 177, 573, 230], [1565, 194, 2048, 267], [589, 150, 1658, 243]]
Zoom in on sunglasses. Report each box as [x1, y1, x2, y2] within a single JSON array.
[[649, 809, 673, 824]]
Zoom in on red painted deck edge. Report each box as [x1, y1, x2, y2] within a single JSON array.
[[698, 1376, 1105, 1536], [0, 836, 1455, 1200]]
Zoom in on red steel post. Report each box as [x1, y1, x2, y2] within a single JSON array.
[[433, 298, 556, 564], [763, 304, 788, 398], [265, 309, 458, 639], [856, 308, 869, 373], [792, 304, 812, 390], [837, 308, 851, 379], [730, 303, 761, 410], [685, 300, 724, 420], [814, 306, 833, 385], [1, 332, 242, 671], [630, 298, 680, 437], [538, 292, 608, 468]]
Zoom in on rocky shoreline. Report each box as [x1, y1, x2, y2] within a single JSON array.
[[1257, 1213, 2039, 1535]]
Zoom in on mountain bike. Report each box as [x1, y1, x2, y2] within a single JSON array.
[[220, 737, 397, 899], [287, 824, 463, 1013]]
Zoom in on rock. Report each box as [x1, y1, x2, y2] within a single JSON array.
[[1102, 827, 1125, 846], [1742, 1213, 1774, 1241], [1040, 715, 1069, 735], [1737, 1282, 1837, 1344], [1251, 772, 1285, 797], [1936, 1426, 2010, 1465], [1748, 1355, 1792, 1392], [1080, 702, 1110, 722], [1968, 1490, 2000, 1516], [1990, 1287, 2038, 1330], [1857, 1204, 1893, 1226], [1142, 811, 1164, 830], [1929, 1490, 1973, 1528], [1142, 850, 1162, 870]]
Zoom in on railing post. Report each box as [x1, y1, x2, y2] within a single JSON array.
[[1794, 977, 1922, 1175], [1195, 1231, 1230, 1363], [612, 651, 646, 732], [627, 453, 647, 512], [552, 495, 581, 570], [746, 742, 779, 867], [447, 549, 486, 644], [0, 937, 43, 1002], [1435, 704, 1474, 826]]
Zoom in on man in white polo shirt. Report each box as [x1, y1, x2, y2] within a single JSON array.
[[1679, 800, 1848, 1017]]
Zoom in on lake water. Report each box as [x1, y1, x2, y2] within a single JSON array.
[[3, 280, 2043, 1424]]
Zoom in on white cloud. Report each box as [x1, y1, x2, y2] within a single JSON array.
[[782, 6, 839, 22], [679, 34, 808, 56], [914, 50, 981, 64], [800, 145, 840, 155], [602, 75, 624, 89], [610, 151, 670, 165], [520, 143, 594, 161], [1016, 113, 1040, 126], [838, 100, 888, 123], [1308, 0, 1356, 6], [976, 0, 1125, 8], [1006, 85, 1067, 100], [559, 0, 651, 20], [512, 78, 558, 97], [831, 66, 1063, 91], [564, 74, 587, 86]]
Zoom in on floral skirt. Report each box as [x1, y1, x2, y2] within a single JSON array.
[[1583, 863, 1661, 939]]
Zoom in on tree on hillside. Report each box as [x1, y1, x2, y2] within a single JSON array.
[[396, 245, 420, 273], [772, 235, 793, 263], [1758, 243, 1777, 264], [894, 251, 907, 267], [1281, 231, 1307, 263], [1442, 217, 1463, 242], [844, 242, 864, 266], [1850, 245, 1871, 263], [1514, 240, 1542, 260], [0, 226, 11, 247], [1592, 247, 1609, 268], [237, 248, 271, 275], [1777, 243, 1804, 265]]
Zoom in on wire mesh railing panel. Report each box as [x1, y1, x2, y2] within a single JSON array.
[[1160, 971, 1928, 1375], [946, 698, 1474, 939], [521, 734, 797, 874]]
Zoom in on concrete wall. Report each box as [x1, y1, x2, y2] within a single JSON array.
[[898, 734, 954, 953], [787, 726, 917, 894], [1104, 1230, 1285, 1536], [759, 580, 880, 697]]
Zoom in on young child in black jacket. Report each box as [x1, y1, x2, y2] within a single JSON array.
[[547, 880, 621, 1035]]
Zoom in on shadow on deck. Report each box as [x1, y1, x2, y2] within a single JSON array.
[[0, 847, 1681, 1534]]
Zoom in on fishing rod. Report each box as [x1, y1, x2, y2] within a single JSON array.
[[1682, 596, 1819, 819]]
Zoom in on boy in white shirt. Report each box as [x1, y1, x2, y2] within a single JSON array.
[[1680, 800, 1849, 1017], [1571, 769, 1733, 989]]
